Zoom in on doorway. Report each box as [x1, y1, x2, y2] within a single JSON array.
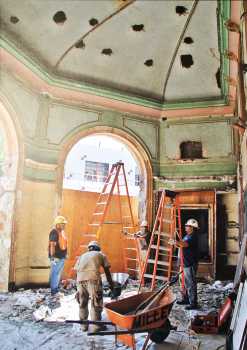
[[180, 208, 210, 262]]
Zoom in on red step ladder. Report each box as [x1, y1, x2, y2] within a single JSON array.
[[67, 162, 141, 278], [139, 190, 184, 290]]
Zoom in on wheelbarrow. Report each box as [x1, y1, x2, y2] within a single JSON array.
[[86, 277, 177, 350]]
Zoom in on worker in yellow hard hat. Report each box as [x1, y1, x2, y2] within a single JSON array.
[[48, 215, 68, 296]]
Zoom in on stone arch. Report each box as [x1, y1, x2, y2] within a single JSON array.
[[57, 125, 153, 225], [0, 94, 23, 291]]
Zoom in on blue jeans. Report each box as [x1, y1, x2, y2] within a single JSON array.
[[184, 264, 198, 305], [50, 258, 65, 294]]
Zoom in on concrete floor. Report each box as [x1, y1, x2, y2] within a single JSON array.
[[0, 286, 227, 350]]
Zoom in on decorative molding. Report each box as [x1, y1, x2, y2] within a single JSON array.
[[123, 117, 159, 159]]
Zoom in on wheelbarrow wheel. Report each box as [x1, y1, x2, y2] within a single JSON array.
[[149, 319, 171, 343]]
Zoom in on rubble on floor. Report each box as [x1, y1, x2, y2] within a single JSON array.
[[0, 279, 230, 349]]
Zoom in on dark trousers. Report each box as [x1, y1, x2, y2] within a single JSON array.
[[184, 264, 198, 305]]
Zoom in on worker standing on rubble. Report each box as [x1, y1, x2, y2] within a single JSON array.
[[74, 241, 115, 332], [48, 215, 68, 296], [168, 218, 199, 310]]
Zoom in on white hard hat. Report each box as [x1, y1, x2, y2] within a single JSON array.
[[185, 219, 199, 229], [140, 220, 148, 227], [88, 241, 100, 249]]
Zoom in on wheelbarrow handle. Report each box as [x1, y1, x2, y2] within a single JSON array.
[[88, 327, 152, 336], [134, 272, 182, 314], [65, 320, 114, 326]]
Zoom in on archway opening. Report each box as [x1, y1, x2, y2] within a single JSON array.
[[61, 134, 149, 277]]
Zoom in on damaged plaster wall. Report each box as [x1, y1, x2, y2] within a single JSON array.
[[0, 70, 158, 288], [0, 68, 238, 288], [0, 102, 19, 292]]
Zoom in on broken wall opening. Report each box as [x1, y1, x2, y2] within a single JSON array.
[[60, 133, 149, 277], [216, 192, 239, 280]]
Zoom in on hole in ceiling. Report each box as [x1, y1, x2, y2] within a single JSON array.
[[75, 40, 85, 49], [89, 18, 99, 26], [184, 37, 193, 44], [132, 24, 144, 32], [215, 68, 221, 89], [176, 6, 188, 15], [10, 16, 19, 24], [144, 59, 153, 67], [180, 54, 194, 68], [101, 48, 113, 56], [53, 11, 67, 25]]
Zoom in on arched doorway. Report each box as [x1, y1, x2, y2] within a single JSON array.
[[0, 99, 20, 291], [58, 127, 153, 277]]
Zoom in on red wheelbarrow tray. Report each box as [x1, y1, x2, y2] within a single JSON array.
[[104, 288, 176, 331]]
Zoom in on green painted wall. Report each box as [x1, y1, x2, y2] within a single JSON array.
[[0, 71, 237, 189]]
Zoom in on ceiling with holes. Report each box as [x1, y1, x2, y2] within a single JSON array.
[[0, 0, 225, 104]]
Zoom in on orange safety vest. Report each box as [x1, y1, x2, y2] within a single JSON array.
[[58, 230, 67, 251]]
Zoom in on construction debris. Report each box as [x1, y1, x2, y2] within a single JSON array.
[[0, 279, 229, 349]]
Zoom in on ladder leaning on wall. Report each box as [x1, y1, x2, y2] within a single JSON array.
[[67, 161, 141, 279], [139, 189, 184, 291]]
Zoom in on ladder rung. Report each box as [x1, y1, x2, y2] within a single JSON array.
[[89, 223, 100, 226], [127, 268, 138, 272], [153, 232, 170, 237], [84, 234, 97, 238], [150, 245, 170, 251], [144, 274, 168, 281], [147, 259, 170, 266], [97, 202, 107, 205], [123, 226, 134, 229], [126, 258, 137, 261], [163, 219, 172, 223], [125, 247, 137, 251], [105, 221, 121, 224], [93, 212, 103, 215]]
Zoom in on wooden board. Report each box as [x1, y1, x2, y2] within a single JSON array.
[[60, 190, 138, 277]]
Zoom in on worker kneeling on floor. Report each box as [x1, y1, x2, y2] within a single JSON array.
[[74, 240, 115, 332]]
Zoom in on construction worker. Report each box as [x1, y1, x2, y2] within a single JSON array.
[[134, 220, 150, 263], [74, 241, 115, 332], [168, 218, 199, 310], [48, 215, 68, 296]]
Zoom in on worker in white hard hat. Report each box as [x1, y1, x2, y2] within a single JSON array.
[[74, 240, 115, 332], [168, 218, 199, 310], [48, 215, 68, 296], [133, 220, 151, 270]]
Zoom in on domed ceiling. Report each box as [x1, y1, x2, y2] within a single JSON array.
[[0, 0, 232, 109]]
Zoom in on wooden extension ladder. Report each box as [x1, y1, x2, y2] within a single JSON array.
[[139, 189, 184, 290], [68, 161, 141, 278]]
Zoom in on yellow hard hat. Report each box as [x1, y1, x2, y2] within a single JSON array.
[[54, 216, 68, 226]]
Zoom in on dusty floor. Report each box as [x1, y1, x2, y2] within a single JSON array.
[[0, 280, 232, 350]]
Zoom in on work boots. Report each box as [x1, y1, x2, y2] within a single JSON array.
[[81, 324, 88, 332]]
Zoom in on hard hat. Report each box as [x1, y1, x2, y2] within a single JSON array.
[[185, 218, 199, 229], [54, 216, 68, 226], [140, 220, 148, 227], [88, 240, 100, 249]]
